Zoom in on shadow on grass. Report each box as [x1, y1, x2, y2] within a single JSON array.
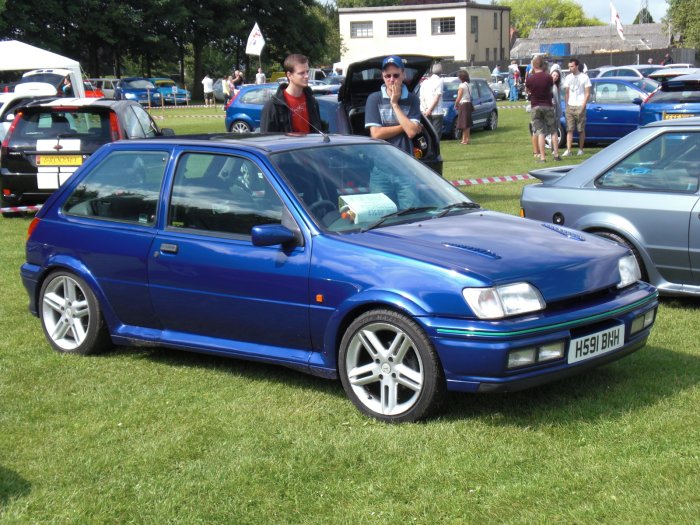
[[0, 465, 31, 508], [442, 342, 700, 426]]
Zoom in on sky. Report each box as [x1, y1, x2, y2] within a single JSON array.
[[582, 0, 668, 25]]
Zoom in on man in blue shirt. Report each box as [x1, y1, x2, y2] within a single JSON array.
[[365, 55, 422, 155]]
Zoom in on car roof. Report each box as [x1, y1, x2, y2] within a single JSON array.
[[642, 116, 700, 128], [111, 132, 383, 153]]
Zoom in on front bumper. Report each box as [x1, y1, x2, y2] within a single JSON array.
[[424, 283, 658, 393]]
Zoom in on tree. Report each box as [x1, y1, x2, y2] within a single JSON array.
[[633, 8, 655, 24], [498, 0, 603, 38], [667, 0, 700, 49]]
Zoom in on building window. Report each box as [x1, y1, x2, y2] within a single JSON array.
[[387, 20, 416, 37], [494, 12, 498, 30], [431, 17, 455, 35], [471, 16, 478, 42], [351, 21, 373, 38], [494, 48, 498, 61], [501, 47, 505, 60], [486, 48, 490, 61]]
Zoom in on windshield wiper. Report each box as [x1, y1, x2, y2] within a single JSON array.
[[361, 206, 437, 232], [435, 201, 480, 218]]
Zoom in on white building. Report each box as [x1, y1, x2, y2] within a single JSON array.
[[339, 1, 511, 66]]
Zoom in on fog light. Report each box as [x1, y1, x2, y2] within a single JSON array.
[[538, 341, 565, 362], [508, 348, 536, 369], [643, 309, 655, 328]]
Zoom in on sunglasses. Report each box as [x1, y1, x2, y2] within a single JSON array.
[[383, 73, 401, 79]]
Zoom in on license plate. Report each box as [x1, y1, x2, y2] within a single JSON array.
[[663, 113, 696, 120], [568, 325, 624, 364], [37, 155, 83, 166]]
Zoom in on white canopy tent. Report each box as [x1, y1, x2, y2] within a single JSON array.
[[0, 40, 84, 97]]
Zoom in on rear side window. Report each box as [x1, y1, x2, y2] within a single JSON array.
[[9, 109, 113, 147], [239, 87, 273, 105], [62, 150, 168, 224]]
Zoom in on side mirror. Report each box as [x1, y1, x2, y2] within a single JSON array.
[[251, 224, 297, 247], [632, 97, 643, 106], [160, 127, 176, 136]]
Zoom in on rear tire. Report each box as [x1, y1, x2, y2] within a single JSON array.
[[485, 111, 498, 130], [229, 121, 252, 133]]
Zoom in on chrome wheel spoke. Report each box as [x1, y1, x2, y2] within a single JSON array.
[[51, 315, 72, 341], [394, 364, 423, 392], [42, 291, 64, 314], [348, 362, 381, 386], [380, 376, 399, 413]]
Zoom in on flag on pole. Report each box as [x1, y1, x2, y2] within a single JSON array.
[[246, 23, 265, 56], [610, 2, 625, 40]]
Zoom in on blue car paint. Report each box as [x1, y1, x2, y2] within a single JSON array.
[[149, 78, 191, 105], [224, 83, 278, 132], [21, 135, 657, 394], [639, 72, 700, 126], [114, 77, 162, 106]]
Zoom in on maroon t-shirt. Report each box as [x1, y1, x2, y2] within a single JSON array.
[[526, 71, 554, 107]]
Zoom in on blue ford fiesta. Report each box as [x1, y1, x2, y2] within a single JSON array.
[[21, 134, 658, 422]]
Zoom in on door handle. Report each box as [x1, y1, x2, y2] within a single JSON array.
[[160, 243, 178, 254]]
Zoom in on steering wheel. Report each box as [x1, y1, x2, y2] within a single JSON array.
[[309, 200, 337, 217]]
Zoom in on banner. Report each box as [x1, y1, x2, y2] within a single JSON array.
[[610, 2, 625, 41], [246, 23, 265, 56]]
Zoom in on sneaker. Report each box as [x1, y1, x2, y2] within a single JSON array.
[[536, 158, 546, 163], [561, 150, 571, 157], [553, 155, 562, 161], [577, 149, 584, 156]]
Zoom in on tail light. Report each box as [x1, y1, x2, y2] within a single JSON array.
[[226, 91, 240, 110], [1, 110, 22, 155], [27, 217, 40, 240], [109, 112, 122, 141]]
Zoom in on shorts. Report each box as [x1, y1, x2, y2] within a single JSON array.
[[531, 106, 557, 136], [565, 105, 586, 133], [204, 91, 214, 102]]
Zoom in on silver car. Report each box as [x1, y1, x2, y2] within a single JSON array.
[[520, 117, 700, 297]]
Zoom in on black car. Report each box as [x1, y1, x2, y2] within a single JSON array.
[[0, 98, 173, 213], [315, 55, 442, 175]]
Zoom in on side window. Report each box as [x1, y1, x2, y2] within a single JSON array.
[[597, 132, 700, 192], [131, 106, 158, 138], [62, 150, 168, 224], [122, 107, 146, 138], [168, 152, 284, 237], [594, 82, 617, 103]]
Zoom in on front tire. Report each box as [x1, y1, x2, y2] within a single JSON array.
[[39, 271, 111, 355], [338, 309, 445, 423], [485, 110, 498, 130]]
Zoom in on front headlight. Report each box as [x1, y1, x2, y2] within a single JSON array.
[[618, 254, 641, 288], [463, 282, 546, 319]]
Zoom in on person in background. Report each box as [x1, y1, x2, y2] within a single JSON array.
[[222, 75, 231, 108], [201, 73, 214, 107], [365, 55, 422, 154], [507, 60, 518, 102], [232, 70, 245, 92], [647, 57, 654, 64], [550, 64, 563, 154], [255, 68, 266, 84], [420, 63, 444, 138], [562, 58, 591, 156], [454, 70, 473, 145], [660, 53, 673, 66], [525, 55, 558, 162], [61, 76, 73, 97], [260, 53, 322, 133], [492, 64, 500, 76]]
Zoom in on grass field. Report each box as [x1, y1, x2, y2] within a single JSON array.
[[1, 104, 698, 524]]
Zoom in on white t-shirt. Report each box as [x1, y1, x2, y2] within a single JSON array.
[[563, 72, 591, 107], [419, 74, 444, 113], [201, 76, 214, 94]]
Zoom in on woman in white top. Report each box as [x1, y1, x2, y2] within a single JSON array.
[[454, 70, 473, 145]]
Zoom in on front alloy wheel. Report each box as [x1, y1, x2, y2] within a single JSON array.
[[39, 271, 111, 355], [339, 309, 445, 423], [229, 120, 252, 133]]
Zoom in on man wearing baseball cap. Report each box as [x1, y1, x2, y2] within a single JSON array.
[[364, 55, 422, 154]]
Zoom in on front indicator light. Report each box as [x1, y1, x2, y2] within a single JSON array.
[[630, 308, 656, 335], [507, 341, 566, 370]]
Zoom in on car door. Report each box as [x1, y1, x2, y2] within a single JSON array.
[[470, 80, 488, 128], [148, 148, 313, 352], [586, 81, 642, 142]]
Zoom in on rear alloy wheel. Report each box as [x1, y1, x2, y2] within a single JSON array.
[[452, 124, 462, 141], [229, 120, 252, 133], [485, 110, 498, 130], [339, 309, 445, 423], [39, 271, 111, 355]]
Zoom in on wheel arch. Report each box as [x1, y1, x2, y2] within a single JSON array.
[[580, 222, 653, 282]]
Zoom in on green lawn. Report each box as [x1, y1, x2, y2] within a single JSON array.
[[1, 105, 698, 524]]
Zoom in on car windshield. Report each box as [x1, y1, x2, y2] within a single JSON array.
[[10, 109, 113, 146], [631, 78, 660, 94], [442, 80, 460, 102], [155, 80, 176, 88], [271, 142, 475, 232], [126, 80, 156, 89], [18, 73, 63, 87]]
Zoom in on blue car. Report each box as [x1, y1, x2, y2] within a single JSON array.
[[639, 72, 700, 126], [149, 78, 191, 105], [21, 134, 657, 422], [224, 83, 278, 133], [554, 77, 658, 146], [114, 77, 162, 106], [437, 77, 499, 140]]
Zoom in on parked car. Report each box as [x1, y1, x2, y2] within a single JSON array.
[[0, 88, 57, 143], [83, 81, 104, 98], [224, 83, 278, 133], [114, 77, 162, 106], [488, 75, 508, 100], [521, 117, 700, 296], [639, 72, 700, 125], [649, 67, 700, 82], [21, 133, 657, 422], [0, 98, 174, 212], [87, 78, 117, 99], [550, 77, 658, 147], [310, 75, 344, 95], [16, 68, 85, 98], [432, 76, 498, 140], [599, 65, 666, 79], [490, 71, 525, 99], [149, 78, 191, 105], [317, 55, 443, 175]]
